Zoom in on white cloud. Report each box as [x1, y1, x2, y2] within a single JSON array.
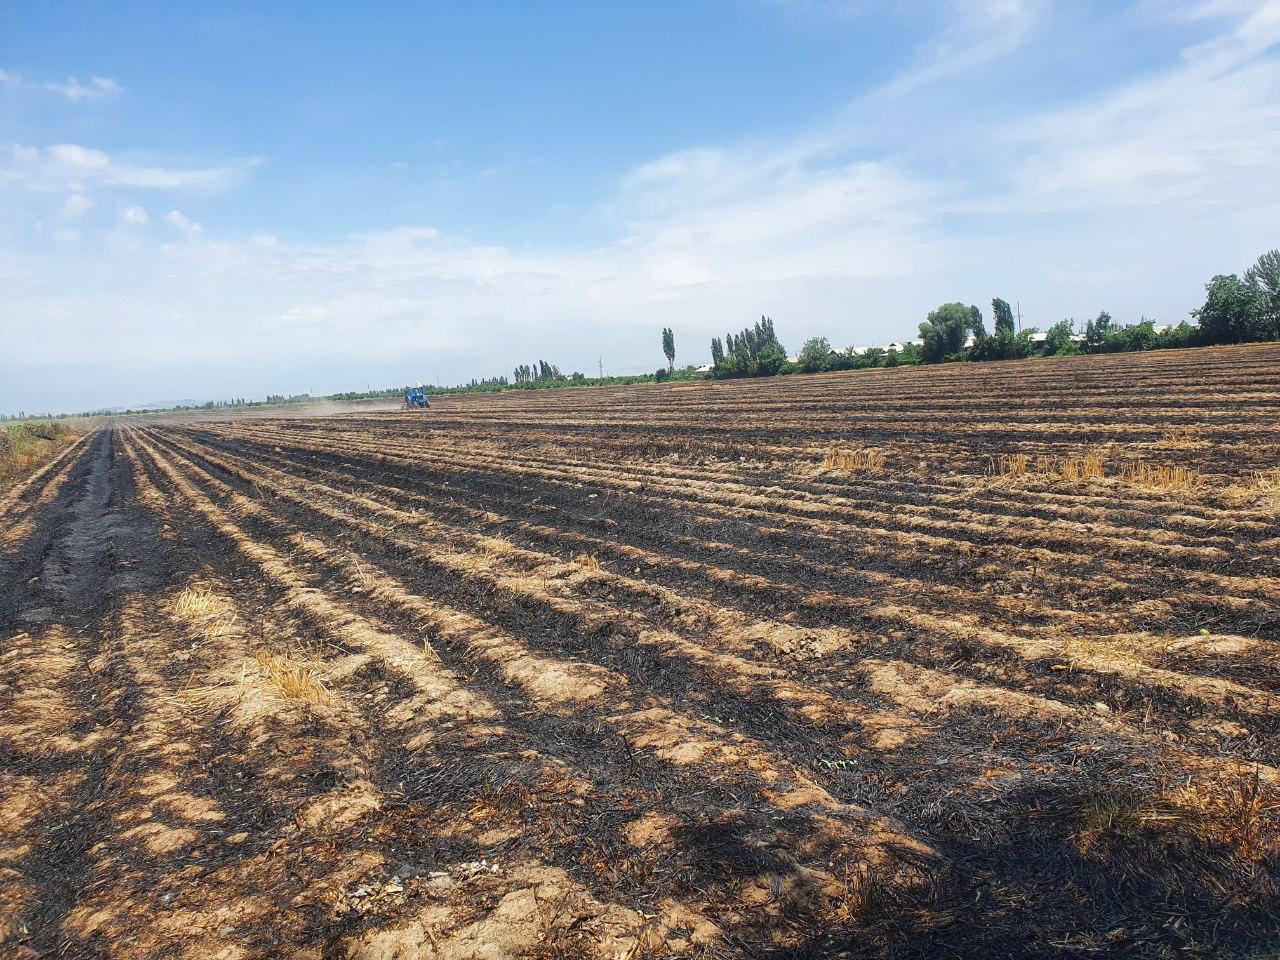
[[48, 143, 110, 172], [163, 210, 203, 239], [280, 305, 328, 325], [120, 205, 150, 225], [59, 194, 93, 219], [0, 143, 258, 194], [106, 158, 259, 190], [53, 228, 80, 244], [46, 75, 124, 102]]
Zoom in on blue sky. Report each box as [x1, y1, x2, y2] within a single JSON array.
[[2, 0, 1279, 413]]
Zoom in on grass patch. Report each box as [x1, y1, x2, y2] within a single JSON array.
[[0, 420, 85, 485]]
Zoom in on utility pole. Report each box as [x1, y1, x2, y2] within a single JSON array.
[[1016, 301, 1022, 334], [598, 357, 603, 380]]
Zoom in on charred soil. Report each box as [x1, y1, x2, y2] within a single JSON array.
[[3, 345, 1280, 958]]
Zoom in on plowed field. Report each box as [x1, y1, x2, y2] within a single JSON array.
[[3, 344, 1279, 958]]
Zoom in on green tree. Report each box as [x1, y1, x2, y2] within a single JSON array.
[[710, 336, 725, 367], [1044, 319, 1077, 355], [662, 327, 676, 371], [1244, 249, 1280, 340], [992, 298, 1016, 336], [715, 350, 752, 377], [969, 333, 999, 362], [1116, 318, 1158, 352], [797, 336, 832, 373], [1157, 321, 1199, 349], [852, 347, 885, 369], [713, 315, 787, 378], [968, 305, 985, 338], [1083, 311, 1114, 353], [918, 303, 975, 363], [756, 341, 787, 375], [1194, 275, 1266, 344], [1009, 329, 1038, 359]]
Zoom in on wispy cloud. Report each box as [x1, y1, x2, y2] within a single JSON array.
[[1003, 0, 1280, 209], [2, 143, 260, 193], [108, 160, 259, 190], [876, 0, 1044, 99], [45, 75, 124, 102]]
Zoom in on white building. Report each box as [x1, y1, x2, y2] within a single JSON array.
[[1029, 330, 1086, 345]]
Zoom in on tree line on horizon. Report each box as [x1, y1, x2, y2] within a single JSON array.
[[700, 247, 1280, 379]]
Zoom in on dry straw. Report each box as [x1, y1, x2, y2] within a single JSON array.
[[173, 585, 223, 621], [994, 452, 1029, 479], [1057, 450, 1106, 482], [255, 650, 330, 704], [1155, 427, 1205, 450], [1119, 460, 1200, 492], [992, 450, 1105, 483], [991, 448, 1201, 492], [822, 445, 886, 472], [1246, 468, 1280, 492]]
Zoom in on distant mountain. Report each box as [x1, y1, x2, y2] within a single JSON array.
[[99, 398, 203, 412], [138, 398, 203, 409]]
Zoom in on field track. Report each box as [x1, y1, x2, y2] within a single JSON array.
[[3, 344, 1280, 958]]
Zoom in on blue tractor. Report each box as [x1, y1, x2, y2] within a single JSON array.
[[404, 384, 430, 409]]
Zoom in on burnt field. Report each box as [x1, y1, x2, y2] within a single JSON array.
[[3, 344, 1280, 959]]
